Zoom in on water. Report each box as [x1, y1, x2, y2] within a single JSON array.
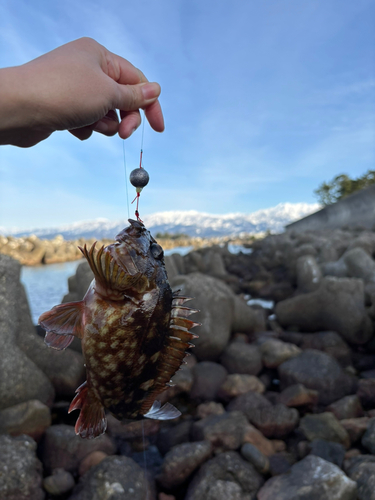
[[21, 260, 82, 325]]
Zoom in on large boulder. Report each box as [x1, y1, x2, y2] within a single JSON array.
[[275, 277, 373, 344], [170, 273, 266, 360], [278, 350, 356, 405]]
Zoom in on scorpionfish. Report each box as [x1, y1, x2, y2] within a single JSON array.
[[39, 219, 199, 439]]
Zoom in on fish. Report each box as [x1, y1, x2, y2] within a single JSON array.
[[38, 219, 199, 439]]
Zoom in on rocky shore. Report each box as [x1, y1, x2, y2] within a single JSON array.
[[1, 225, 375, 499]]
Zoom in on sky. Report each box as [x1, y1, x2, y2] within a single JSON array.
[[0, 0, 374, 230]]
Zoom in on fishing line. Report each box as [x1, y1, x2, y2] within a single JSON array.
[[141, 419, 149, 500], [122, 140, 130, 219]]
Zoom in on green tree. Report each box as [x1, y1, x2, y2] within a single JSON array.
[[314, 170, 375, 206]]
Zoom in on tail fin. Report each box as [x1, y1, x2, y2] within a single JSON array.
[[69, 381, 107, 439]]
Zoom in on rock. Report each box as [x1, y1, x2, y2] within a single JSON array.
[[41, 424, 116, 474], [278, 350, 356, 405], [343, 247, 375, 283], [275, 277, 373, 344], [190, 362, 228, 401], [0, 434, 44, 500], [185, 451, 264, 500], [250, 404, 299, 438], [43, 469, 75, 496], [278, 384, 319, 408], [0, 400, 51, 441], [218, 374, 265, 401], [220, 341, 262, 375], [196, 402, 225, 419], [300, 413, 351, 448], [156, 441, 212, 489], [327, 395, 364, 420], [170, 273, 265, 360], [156, 421, 193, 455], [164, 255, 179, 281], [70, 456, 153, 500], [78, 451, 108, 476], [345, 455, 375, 500], [268, 452, 295, 476], [296, 255, 322, 292], [63, 261, 94, 303], [341, 418, 370, 444], [0, 255, 55, 410], [227, 390, 272, 420], [240, 443, 269, 474], [357, 379, 375, 408], [203, 250, 227, 278], [242, 423, 276, 457], [259, 339, 301, 368], [361, 418, 375, 454], [159, 494, 175, 500], [297, 331, 352, 367], [309, 439, 346, 467], [257, 455, 357, 500], [106, 414, 160, 441], [191, 411, 250, 452]]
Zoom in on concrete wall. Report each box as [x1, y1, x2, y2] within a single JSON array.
[[286, 185, 375, 232]]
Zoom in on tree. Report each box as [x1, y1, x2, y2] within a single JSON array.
[[314, 170, 375, 206]]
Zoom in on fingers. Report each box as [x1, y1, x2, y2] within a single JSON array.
[[118, 110, 142, 140]]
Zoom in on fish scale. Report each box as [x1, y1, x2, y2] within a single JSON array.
[[39, 219, 200, 439]]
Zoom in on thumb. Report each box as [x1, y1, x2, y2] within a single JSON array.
[[113, 82, 161, 111]]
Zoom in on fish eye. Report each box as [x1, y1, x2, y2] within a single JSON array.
[[151, 243, 164, 260]]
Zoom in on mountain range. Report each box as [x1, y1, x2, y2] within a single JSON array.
[[1, 202, 320, 240]]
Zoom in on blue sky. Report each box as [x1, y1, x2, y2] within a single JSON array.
[[0, 0, 374, 230]]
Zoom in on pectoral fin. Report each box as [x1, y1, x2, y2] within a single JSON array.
[[144, 400, 181, 420], [44, 332, 75, 350], [39, 301, 84, 339]]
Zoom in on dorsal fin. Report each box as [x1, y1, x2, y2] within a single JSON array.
[[39, 301, 84, 339]]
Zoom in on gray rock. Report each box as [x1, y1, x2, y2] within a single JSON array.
[[322, 259, 348, 278], [218, 374, 265, 402], [309, 439, 346, 467], [361, 418, 375, 454], [357, 379, 375, 408], [341, 417, 370, 444], [43, 469, 75, 496], [164, 254, 179, 280], [343, 247, 375, 283], [63, 261, 93, 303], [259, 339, 301, 368], [278, 384, 319, 408], [190, 362, 227, 401], [298, 331, 352, 367], [296, 255, 322, 292], [278, 350, 356, 405], [156, 441, 212, 489], [240, 443, 269, 474], [346, 455, 375, 500], [268, 452, 295, 476], [185, 451, 264, 500], [220, 341, 262, 375], [41, 424, 116, 474], [0, 400, 51, 441], [227, 391, 272, 421], [203, 250, 227, 277], [300, 413, 350, 448], [70, 455, 153, 500], [257, 455, 357, 500], [0, 255, 55, 410], [196, 402, 225, 419], [275, 276, 373, 344], [156, 420, 193, 455], [327, 395, 364, 420], [170, 273, 265, 360], [250, 404, 299, 438], [191, 411, 250, 452], [0, 434, 44, 500]]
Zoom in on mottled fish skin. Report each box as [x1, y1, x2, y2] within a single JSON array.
[[39, 219, 199, 438]]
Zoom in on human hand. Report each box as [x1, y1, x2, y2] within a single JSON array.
[[0, 37, 164, 147]]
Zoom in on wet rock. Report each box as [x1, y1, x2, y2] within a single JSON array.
[[0, 400, 51, 441], [0, 434, 44, 500], [250, 404, 299, 438], [357, 379, 375, 408], [309, 439, 346, 467], [275, 277, 373, 344], [191, 411, 250, 452], [0, 255, 55, 410], [327, 395, 364, 420], [185, 451, 264, 500], [361, 418, 375, 454], [341, 418, 370, 444], [170, 273, 265, 360], [227, 390, 272, 421], [278, 350, 356, 405], [300, 413, 351, 448], [42, 424, 116, 474], [43, 469, 75, 496], [345, 455, 375, 500], [190, 362, 227, 401], [297, 331, 352, 367], [278, 384, 319, 408], [196, 402, 225, 419], [241, 443, 269, 474], [220, 341, 262, 375], [259, 338, 301, 368], [78, 451, 108, 476], [70, 456, 153, 500], [156, 421, 193, 455], [268, 452, 295, 476], [156, 441, 212, 489], [218, 374, 265, 401], [257, 455, 357, 500], [296, 255, 322, 292]]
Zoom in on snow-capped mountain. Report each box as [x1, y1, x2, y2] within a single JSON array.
[[1, 203, 320, 240]]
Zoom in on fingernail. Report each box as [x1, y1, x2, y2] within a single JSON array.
[[94, 121, 109, 134], [141, 82, 160, 101]]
